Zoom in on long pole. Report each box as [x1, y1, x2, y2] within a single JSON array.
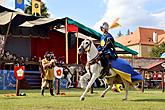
[[65, 18, 68, 64], [1, 12, 13, 54], [141, 70, 145, 93], [76, 32, 79, 64], [162, 70, 165, 92]]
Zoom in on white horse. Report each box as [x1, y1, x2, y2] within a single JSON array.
[[78, 39, 142, 101]]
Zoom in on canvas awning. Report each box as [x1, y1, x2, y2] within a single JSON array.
[[19, 18, 56, 27], [0, 5, 138, 55], [0, 12, 17, 25], [56, 28, 97, 41]]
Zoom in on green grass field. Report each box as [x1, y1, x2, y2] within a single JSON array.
[[0, 88, 165, 110]]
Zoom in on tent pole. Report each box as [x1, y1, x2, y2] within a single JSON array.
[[65, 18, 68, 64], [76, 32, 79, 64], [1, 12, 13, 53]]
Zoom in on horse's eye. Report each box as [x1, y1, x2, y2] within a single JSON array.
[[85, 42, 88, 44]]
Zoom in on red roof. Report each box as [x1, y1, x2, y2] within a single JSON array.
[[143, 60, 165, 70], [115, 27, 165, 46]]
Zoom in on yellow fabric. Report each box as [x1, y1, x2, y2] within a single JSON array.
[[109, 18, 121, 29], [32, 0, 41, 15], [109, 23, 121, 29], [101, 39, 105, 46], [112, 68, 132, 83], [116, 84, 122, 92], [42, 59, 54, 80]]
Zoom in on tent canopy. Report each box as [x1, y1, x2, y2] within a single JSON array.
[[0, 5, 138, 55]]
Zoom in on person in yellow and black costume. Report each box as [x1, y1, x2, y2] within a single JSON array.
[[41, 52, 56, 96]]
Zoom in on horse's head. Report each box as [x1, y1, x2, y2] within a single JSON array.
[[78, 39, 92, 54]]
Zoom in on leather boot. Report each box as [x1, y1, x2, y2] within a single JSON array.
[[50, 88, 54, 96], [41, 88, 44, 96]]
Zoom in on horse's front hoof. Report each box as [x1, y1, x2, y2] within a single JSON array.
[[101, 94, 104, 97], [100, 92, 105, 98], [80, 96, 85, 101]]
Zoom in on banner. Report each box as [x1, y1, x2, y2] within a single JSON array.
[[15, 0, 24, 11], [0, 70, 16, 90], [32, 0, 41, 16]]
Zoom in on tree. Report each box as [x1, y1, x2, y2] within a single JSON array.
[[150, 43, 165, 57], [25, 0, 50, 17], [117, 31, 123, 37]]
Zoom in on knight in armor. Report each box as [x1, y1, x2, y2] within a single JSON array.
[[98, 22, 118, 77]]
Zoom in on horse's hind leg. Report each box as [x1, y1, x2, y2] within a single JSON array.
[[101, 78, 113, 97], [122, 79, 129, 101], [100, 85, 111, 97]]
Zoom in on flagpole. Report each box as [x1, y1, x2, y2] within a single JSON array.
[[76, 32, 79, 64], [65, 18, 68, 64]]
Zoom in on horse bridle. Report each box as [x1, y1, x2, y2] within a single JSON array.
[[81, 39, 92, 52]]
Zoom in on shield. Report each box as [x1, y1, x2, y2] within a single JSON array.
[[14, 66, 25, 80], [54, 66, 63, 79]]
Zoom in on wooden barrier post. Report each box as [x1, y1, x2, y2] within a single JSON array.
[[14, 66, 25, 96], [16, 79, 20, 96], [141, 70, 145, 93], [161, 63, 165, 93], [162, 71, 165, 93]]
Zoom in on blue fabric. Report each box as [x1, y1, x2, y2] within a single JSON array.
[[111, 58, 143, 82], [98, 33, 116, 64], [100, 33, 113, 47], [15, 0, 24, 11]]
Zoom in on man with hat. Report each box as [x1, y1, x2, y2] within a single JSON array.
[[98, 22, 118, 78], [41, 51, 56, 96]]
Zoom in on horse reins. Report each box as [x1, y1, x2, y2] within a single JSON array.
[[79, 39, 102, 78]]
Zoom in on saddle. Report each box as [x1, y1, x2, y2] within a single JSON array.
[[86, 53, 112, 79]]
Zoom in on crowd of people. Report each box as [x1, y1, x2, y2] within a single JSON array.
[[0, 50, 38, 63]]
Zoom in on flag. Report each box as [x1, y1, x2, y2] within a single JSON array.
[[15, 0, 24, 11], [109, 18, 121, 29], [32, 0, 41, 16], [67, 24, 78, 32]]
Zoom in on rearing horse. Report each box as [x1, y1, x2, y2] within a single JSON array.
[[78, 39, 143, 101]]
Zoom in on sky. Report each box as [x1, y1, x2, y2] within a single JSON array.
[[1, 0, 165, 37]]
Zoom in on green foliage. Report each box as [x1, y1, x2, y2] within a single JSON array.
[[25, 0, 50, 17], [150, 43, 165, 57], [117, 31, 123, 37]]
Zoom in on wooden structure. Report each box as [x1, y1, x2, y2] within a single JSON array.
[[0, 5, 140, 95], [140, 60, 165, 92]]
